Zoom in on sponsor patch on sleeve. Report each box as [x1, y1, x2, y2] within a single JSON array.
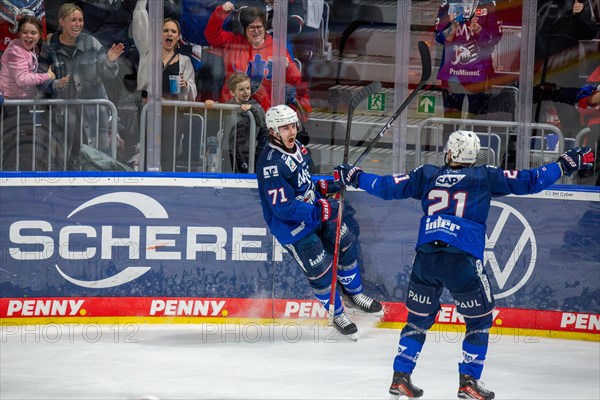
[[263, 165, 279, 178]]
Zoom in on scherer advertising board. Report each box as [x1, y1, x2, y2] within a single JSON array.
[[1, 174, 598, 339]]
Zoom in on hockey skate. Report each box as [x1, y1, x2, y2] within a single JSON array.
[[388, 372, 423, 399], [343, 292, 384, 317], [458, 374, 495, 400], [332, 312, 358, 341]]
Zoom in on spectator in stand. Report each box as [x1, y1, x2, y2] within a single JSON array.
[[69, 1, 139, 110], [180, 0, 305, 102], [0, 15, 70, 171], [180, 0, 226, 101], [0, 16, 69, 102], [576, 64, 600, 185], [0, 0, 47, 57], [231, 1, 304, 47], [132, 0, 197, 172], [224, 72, 269, 173], [533, 0, 597, 139], [38, 3, 124, 166], [434, 0, 503, 135], [204, 2, 312, 123]]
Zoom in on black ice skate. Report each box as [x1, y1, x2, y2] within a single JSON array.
[[344, 293, 384, 317], [332, 312, 358, 341], [458, 374, 495, 400], [389, 372, 423, 399]]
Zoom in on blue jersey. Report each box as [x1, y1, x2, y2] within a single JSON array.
[[256, 142, 323, 245], [356, 162, 563, 260]]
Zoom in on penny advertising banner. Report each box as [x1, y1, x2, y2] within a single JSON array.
[[0, 175, 598, 337]]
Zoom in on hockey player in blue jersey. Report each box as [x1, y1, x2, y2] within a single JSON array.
[[334, 130, 594, 399], [256, 104, 383, 340]]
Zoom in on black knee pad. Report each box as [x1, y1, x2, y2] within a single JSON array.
[[406, 280, 441, 315]]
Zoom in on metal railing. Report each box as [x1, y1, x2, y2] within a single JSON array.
[[1, 98, 119, 171], [416, 117, 566, 174], [138, 101, 257, 173]]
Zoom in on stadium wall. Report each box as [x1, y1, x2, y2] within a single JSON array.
[[1, 173, 598, 341]]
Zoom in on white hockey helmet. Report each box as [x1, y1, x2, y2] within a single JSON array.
[[446, 130, 480, 164], [266, 105, 298, 131]]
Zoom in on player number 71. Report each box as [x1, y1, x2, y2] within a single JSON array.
[[268, 188, 288, 205]]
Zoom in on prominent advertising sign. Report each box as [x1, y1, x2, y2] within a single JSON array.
[[1, 176, 598, 337]]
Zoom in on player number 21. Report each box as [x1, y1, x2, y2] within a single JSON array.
[[427, 189, 467, 217], [268, 187, 288, 204]]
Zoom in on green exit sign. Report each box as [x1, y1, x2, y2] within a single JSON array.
[[417, 95, 436, 114], [367, 93, 386, 111]]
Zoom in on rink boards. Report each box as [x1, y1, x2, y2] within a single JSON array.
[[0, 174, 599, 339]]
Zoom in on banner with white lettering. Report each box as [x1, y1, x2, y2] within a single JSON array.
[[0, 178, 598, 333]]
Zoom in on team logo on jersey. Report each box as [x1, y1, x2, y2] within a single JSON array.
[[234, 54, 272, 96], [436, 174, 466, 188], [485, 201, 537, 299], [476, 8, 487, 17], [285, 156, 297, 172], [297, 168, 312, 188], [263, 165, 279, 178]]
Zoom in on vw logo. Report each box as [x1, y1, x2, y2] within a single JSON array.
[[485, 200, 537, 299]]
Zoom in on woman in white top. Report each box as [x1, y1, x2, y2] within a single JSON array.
[[132, 0, 196, 101], [132, 0, 197, 171]]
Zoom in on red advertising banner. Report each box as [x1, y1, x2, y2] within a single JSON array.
[[1, 298, 598, 338]]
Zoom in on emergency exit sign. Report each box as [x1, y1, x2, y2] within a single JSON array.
[[367, 93, 386, 111], [417, 95, 436, 114]]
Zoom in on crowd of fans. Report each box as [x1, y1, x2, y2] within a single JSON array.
[[0, 1, 598, 183], [0, 0, 313, 172]]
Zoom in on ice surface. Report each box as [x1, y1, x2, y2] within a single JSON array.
[[1, 317, 599, 399]]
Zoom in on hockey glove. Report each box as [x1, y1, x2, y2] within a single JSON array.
[[317, 198, 338, 222], [334, 164, 363, 188], [317, 178, 341, 197], [557, 146, 595, 176]]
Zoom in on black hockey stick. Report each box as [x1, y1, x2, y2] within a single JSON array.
[[328, 41, 431, 326], [328, 81, 382, 325], [354, 40, 432, 167]]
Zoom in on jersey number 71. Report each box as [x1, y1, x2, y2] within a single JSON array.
[[268, 188, 288, 204]]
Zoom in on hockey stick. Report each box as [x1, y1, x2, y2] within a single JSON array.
[[354, 40, 432, 167], [328, 81, 382, 325], [328, 41, 431, 326]]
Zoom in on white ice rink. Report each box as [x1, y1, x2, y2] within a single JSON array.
[[1, 316, 599, 400]]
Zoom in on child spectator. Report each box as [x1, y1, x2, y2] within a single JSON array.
[[0, 16, 68, 101], [225, 72, 268, 173], [0, 15, 69, 171], [0, 0, 47, 56]]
